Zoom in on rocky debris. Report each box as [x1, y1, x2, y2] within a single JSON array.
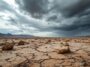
[[18, 41, 26, 45], [2, 42, 14, 51]]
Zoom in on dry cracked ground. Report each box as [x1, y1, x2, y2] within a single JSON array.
[[0, 38, 90, 67]]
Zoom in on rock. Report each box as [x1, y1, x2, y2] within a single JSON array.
[[0, 43, 5, 46], [0, 65, 2, 67], [58, 45, 71, 54], [2, 42, 14, 51], [18, 41, 25, 45]]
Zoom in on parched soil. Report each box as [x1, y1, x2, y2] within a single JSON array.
[[0, 38, 90, 67]]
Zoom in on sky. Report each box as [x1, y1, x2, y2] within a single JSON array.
[[0, 0, 90, 37]]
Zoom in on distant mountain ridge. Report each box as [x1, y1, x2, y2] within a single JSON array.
[[0, 33, 34, 38], [0, 33, 12, 36]]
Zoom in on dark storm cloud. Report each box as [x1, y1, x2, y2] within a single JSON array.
[[53, 0, 90, 17], [13, 0, 90, 36], [16, 0, 49, 18], [17, 0, 90, 17], [48, 0, 90, 33], [51, 11, 90, 31], [1, 0, 90, 37]]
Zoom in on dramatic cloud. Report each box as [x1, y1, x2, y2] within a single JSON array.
[[53, 0, 90, 17], [0, 0, 90, 37], [16, 0, 49, 18]]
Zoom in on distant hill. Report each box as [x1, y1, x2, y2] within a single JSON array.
[[0, 33, 12, 36], [11, 35, 34, 38], [0, 33, 34, 38]]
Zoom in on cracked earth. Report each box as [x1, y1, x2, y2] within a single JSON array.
[[0, 38, 90, 67]]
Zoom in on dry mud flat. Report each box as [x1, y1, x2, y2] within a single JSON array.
[[0, 39, 90, 67]]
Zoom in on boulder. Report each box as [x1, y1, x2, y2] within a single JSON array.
[[2, 42, 14, 51]]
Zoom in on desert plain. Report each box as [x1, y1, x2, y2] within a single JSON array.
[[0, 37, 90, 67]]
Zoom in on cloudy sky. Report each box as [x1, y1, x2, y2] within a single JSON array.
[[0, 0, 90, 37]]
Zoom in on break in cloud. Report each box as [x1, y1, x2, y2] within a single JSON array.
[[0, 0, 90, 37]]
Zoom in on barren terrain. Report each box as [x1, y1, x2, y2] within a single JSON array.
[[0, 38, 90, 67]]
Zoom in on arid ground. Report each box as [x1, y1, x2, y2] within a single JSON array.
[[0, 38, 90, 67]]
